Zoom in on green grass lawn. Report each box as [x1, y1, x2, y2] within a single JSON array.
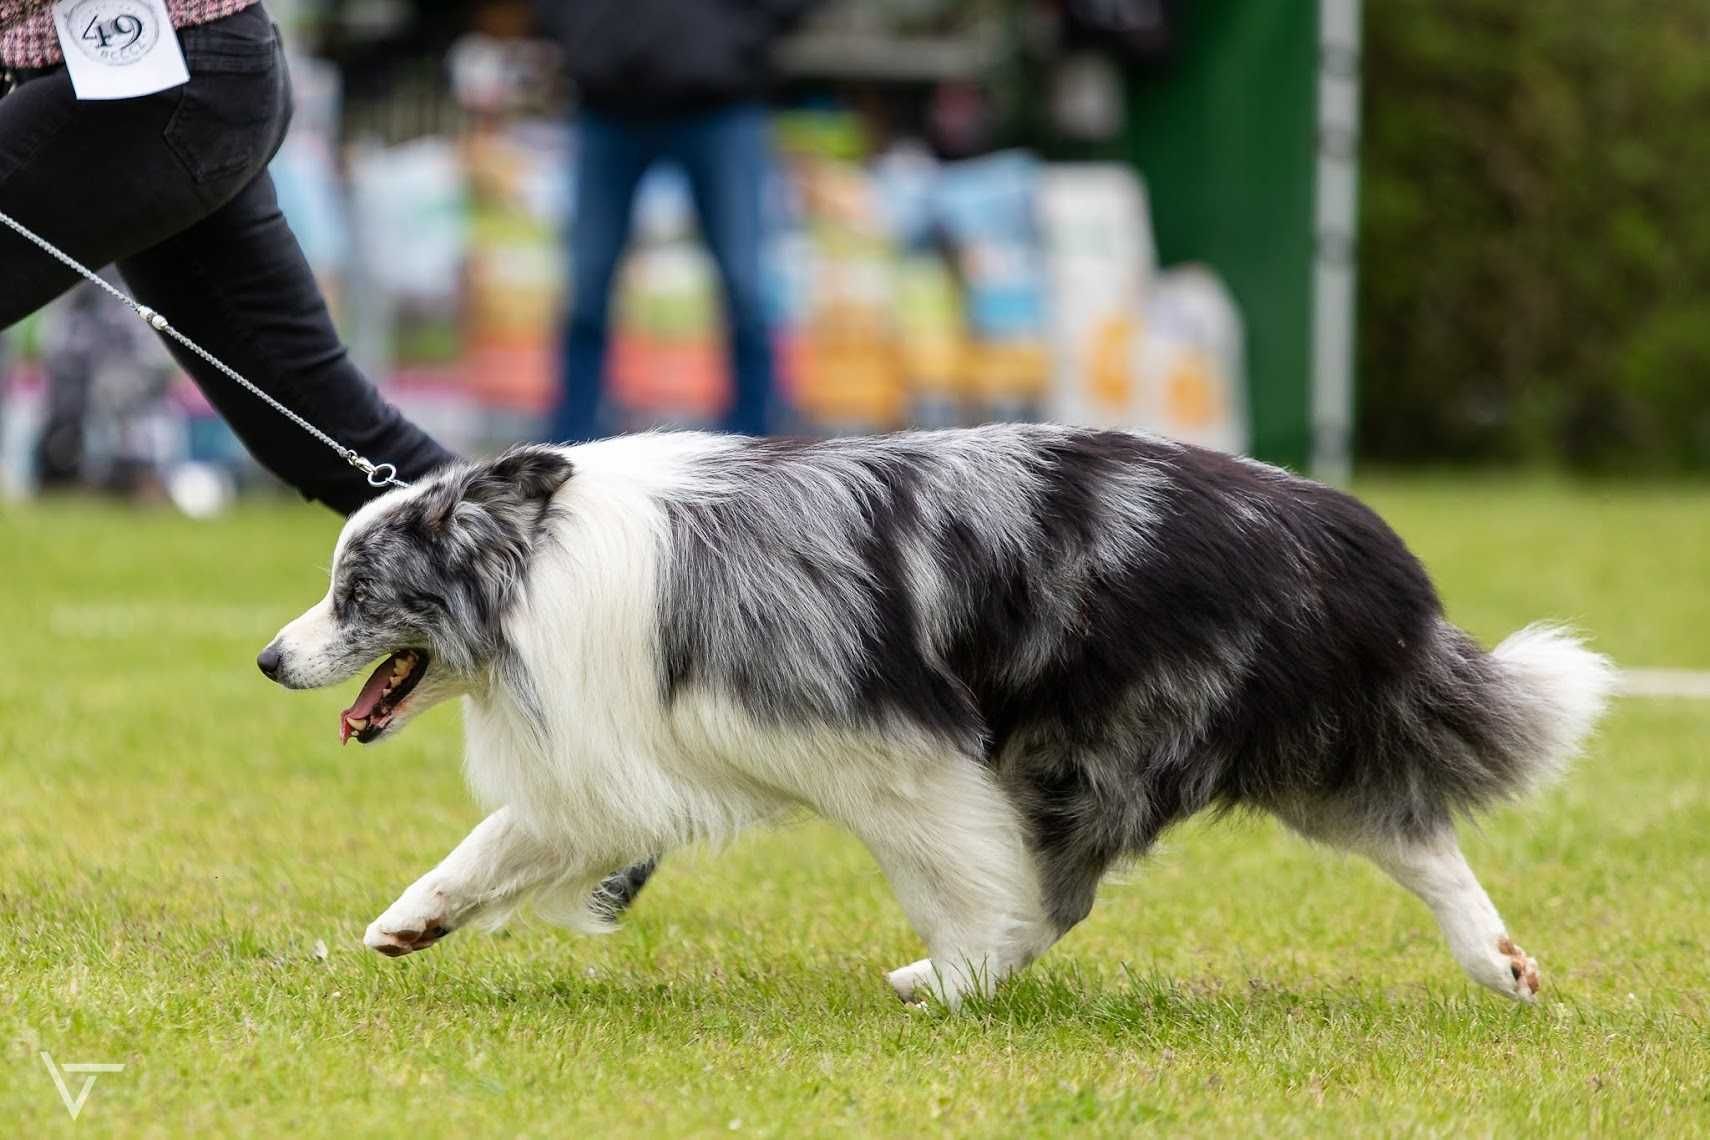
[[2, 477, 1708, 1137]]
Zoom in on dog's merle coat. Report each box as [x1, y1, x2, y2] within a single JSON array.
[[266, 425, 1611, 1005]]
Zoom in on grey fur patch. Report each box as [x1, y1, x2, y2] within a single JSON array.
[[649, 425, 1603, 935]]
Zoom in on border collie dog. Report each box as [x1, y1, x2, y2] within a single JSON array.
[[260, 426, 1611, 1007]]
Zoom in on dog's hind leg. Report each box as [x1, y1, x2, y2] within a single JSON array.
[[1278, 808, 1541, 1002], [587, 857, 660, 923], [365, 806, 588, 957], [1363, 828, 1542, 1002], [840, 757, 1061, 1010]]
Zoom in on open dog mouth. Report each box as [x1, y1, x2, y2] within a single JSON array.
[[340, 650, 430, 744]]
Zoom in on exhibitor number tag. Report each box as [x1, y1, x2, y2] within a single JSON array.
[[53, 0, 189, 101]]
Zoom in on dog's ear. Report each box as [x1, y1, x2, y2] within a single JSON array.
[[487, 446, 576, 501], [419, 447, 573, 535], [469, 446, 575, 507], [492, 444, 577, 499]]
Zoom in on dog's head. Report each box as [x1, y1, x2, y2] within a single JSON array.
[[258, 446, 574, 744]]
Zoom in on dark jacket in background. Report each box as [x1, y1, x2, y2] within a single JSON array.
[[538, 0, 817, 116]]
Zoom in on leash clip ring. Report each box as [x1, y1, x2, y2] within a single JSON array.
[[363, 462, 399, 489]]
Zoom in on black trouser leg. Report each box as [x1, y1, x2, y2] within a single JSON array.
[[0, 7, 454, 514], [116, 171, 453, 512]]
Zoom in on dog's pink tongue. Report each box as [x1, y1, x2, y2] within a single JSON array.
[[339, 656, 398, 743]]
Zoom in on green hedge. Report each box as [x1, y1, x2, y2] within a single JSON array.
[[1359, 1, 1710, 470]]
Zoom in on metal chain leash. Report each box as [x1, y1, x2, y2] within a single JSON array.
[[0, 207, 409, 491]]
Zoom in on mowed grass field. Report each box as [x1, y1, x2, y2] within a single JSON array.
[[2, 476, 1708, 1137]]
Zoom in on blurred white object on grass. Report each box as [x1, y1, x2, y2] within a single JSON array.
[[0, 370, 45, 501], [167, 462, 235, 520]]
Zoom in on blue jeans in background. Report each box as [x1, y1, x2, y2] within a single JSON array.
[[553, 102, 775, 442]]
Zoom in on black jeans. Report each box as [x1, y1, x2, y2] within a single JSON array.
[[0, 5, 453, 514]]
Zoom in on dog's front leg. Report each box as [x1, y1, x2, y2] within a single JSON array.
[[364, 806, 565, 957]]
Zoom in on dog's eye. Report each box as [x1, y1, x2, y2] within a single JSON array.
[[348, 578, 371, 609]]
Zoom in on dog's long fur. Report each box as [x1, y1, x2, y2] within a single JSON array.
[[265, 425, 1613, 1005]]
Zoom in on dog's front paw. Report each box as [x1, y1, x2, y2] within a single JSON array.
[[364, 890, 454, 958], [884, 958, 979, 1011], [886, 958, 937, 1005]]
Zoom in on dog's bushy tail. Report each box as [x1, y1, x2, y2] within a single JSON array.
[[1315, 621, 1613, 836], [1480, 623, 1616, 798]]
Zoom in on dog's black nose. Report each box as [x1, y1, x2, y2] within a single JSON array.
[[257, 643, 283, 680]]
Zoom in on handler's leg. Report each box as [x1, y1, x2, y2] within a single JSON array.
[[117, 171, 454, 514], [0, 59, 453, 514], [365, 807, 596, 957]]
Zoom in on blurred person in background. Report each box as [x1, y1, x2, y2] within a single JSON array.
[[537, 0, 818, 442], [34, 274, 178, 496], [0, 1, 453, 514]]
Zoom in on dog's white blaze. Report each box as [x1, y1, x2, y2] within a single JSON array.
[[270, 592, 346, 687], [268, 479, 445, 695]]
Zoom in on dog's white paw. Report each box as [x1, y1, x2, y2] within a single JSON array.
[[886, 958, 937, 1004], [1461, 934, 1541, 1002], [1492, 936, 1541, 1002], [364, 889, 453, 958], [884, 958, 978, 1010]]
